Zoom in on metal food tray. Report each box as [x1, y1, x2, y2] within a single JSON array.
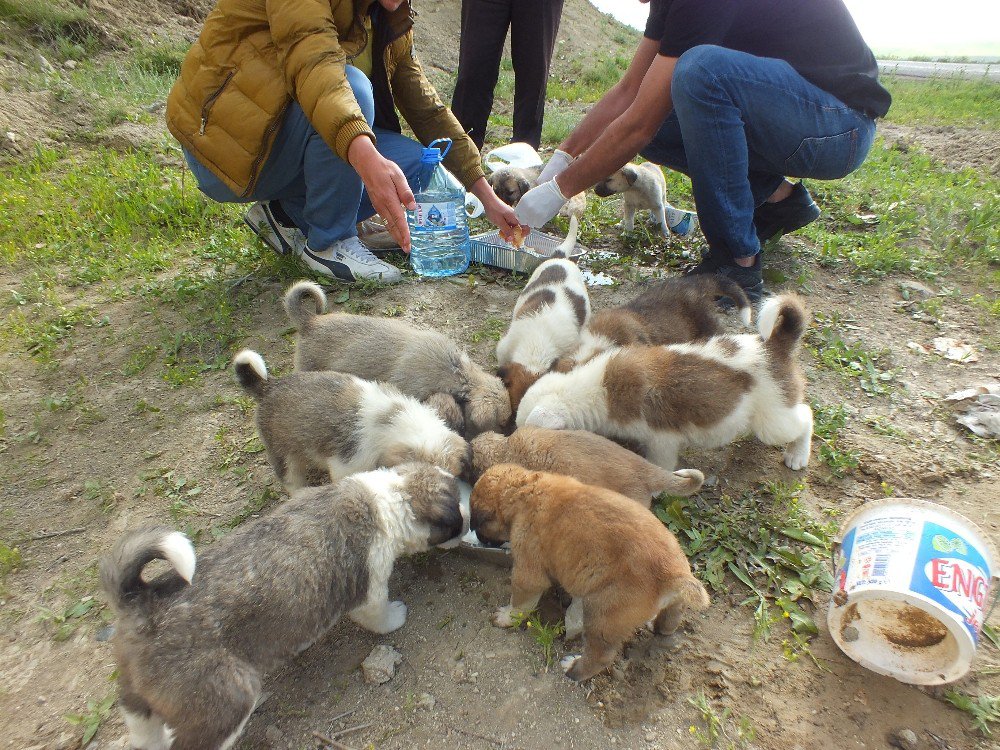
[[469, 229, 586, 274]]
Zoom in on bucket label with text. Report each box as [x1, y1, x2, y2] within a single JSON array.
[[837, 515, 922, 594], [910, 521, 992, 641]]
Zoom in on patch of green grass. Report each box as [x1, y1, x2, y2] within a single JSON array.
[[0, 0, 100, 59], [540, 109, 584, 147], [223, 486, 280, 530], [38, 595, 103, 641], [0, 542, 23, 594], [687, 690, 756, 749], [140, 469, 209, 521], [657, 481, 835, 647], [83, 479, 117, 514], [510, 610, 564, 670], [807, 313, 896, 396], [471, 316, 507, 343], [65, 691, 116, 745], [884, 77, 1000, 130], [945, 690, 1000, 736], [811, 402, 860, 477], [547, 56, 629, 103]]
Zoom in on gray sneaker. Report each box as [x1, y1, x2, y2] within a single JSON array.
[[244, 201, 306, 255], [300, 236, 403, 284]]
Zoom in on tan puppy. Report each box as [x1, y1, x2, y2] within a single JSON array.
[[471, 465, 709, 682], [518, 295, 813, 472], [593, 162, 671, 236], [469, 427, 703, 505], [567, 275, 753, 367], [488, 165, 587, 220], [286, 281, 510, 436], [496, 259, 591, 412]]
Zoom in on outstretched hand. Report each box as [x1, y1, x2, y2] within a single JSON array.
[[349, 136, 416, 253], [515, 179, 567, 228]]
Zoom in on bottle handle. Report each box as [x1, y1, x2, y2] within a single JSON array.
[[427, 138, 453, 160]]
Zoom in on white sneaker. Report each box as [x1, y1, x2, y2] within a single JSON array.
[[300, 236, 403, 283], [244, 201, 306, 255]]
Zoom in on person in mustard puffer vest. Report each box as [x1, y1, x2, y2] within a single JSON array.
[[167, 0, 524, 283]]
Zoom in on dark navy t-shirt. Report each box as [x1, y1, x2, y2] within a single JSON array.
[[644, 0, 891, 117]]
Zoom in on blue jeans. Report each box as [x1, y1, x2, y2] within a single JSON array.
[[184, 66, 425, 250], [640, 45, 876, 261]]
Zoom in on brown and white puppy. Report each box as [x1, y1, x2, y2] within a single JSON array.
[[469, 427, 703, 505], [567, 275, 753, 366], [285, 281, 510, 436], [517, 295, 813, 472], [488, 165, 587, 220], [102, 464, 463, 750], [593, 161, 670, 236], [496, 259, 591, 412], [233, 350, 470, 491], [471, 465, 709, 681]]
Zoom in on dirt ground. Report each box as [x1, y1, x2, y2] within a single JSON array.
[[2, 1, 999, 749]]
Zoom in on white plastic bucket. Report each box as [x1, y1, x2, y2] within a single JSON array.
[[829, 498, 998, 685], [483, 142, 543, 173]]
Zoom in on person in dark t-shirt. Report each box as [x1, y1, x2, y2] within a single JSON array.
[[514, 0, 891, 300]]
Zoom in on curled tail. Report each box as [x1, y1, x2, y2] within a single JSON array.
[[283, 280, 327, 330], [708, 276, 753, 327], [551, 214, 580, 259], [757, 294, 807, 359], [100, 526, 195, 615], [650, 467, 705, 499], [680, 576, 711, 610], [233, 349, 269, 399]]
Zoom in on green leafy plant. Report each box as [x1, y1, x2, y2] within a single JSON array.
[[65, 692, 116, 745], [687, 690, 756, 749], [470, 317, 507, 344], [808, 313, 896, 396], [811, 401, 861, 476], [944, 690, 1000, 736], [511, 611, 565, 669], [38, 595, 103, 641]]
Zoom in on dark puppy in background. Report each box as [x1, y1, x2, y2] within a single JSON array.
[[102, 464, 463, 750], [567, 275, 752, 366], [285, 281, 510, 436], [471, 465, 709, 682], [469, 427, 703, 505], [234, 349, 469, 491]]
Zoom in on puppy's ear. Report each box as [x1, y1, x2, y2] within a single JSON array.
[[516, 176, 531, 196], [497, 364, 512, 388], [623, 165, 639, 186]]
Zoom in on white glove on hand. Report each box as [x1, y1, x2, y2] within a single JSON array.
[[515, 179, 567, 228], [537, 149, 574, 184]]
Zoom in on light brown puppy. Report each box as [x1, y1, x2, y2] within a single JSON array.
[[471, 465, 709, 682], [468, 427, 703, 505]]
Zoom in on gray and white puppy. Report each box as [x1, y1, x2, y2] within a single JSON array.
[[233, 349, 470, 491], [593, 162, 670, 236], [285, 281, 511, 436], [101, 464, 463, 750]]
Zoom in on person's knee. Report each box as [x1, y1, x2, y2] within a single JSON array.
[[345, 65, 375, 126], [672, 45, 731, 102]]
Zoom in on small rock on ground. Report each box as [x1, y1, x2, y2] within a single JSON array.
[[362, 644, 402, 685], [889, 727, 919, 750]]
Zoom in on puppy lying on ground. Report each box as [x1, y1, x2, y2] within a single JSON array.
[[593, 161, 690, 237], [567, 275, 752, 366], [471, 464, 709, 681], [285, 281, 510, 436], [496, 258, 591, 412], [234, 350, 469, 491], [518, 295, 813, 472], [469, 427, 703, 504], [102, 464, 463, 750]]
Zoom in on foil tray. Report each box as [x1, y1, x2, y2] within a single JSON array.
[[470, 229, 586, 274]]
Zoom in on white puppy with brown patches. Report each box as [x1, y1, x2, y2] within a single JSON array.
[[496, 258, 592, 413], [517, 295, 813, 471]]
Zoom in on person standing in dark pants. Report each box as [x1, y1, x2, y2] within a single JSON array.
[[451, 0, 565, 149]]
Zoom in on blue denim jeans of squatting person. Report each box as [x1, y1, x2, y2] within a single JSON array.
[[183, 65, 425, 251], [640, 45, 877, 263]]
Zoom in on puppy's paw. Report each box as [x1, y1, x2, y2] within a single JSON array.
[[492, 605, 518, 628], [672, 468, 704, 493], [783, 446, 810, 471], [382, 600, 408, 632], [560, 654, 581, 675]]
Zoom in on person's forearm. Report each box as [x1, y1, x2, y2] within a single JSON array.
[[556, 118, 655, 198], [561, 84, 638, 157]]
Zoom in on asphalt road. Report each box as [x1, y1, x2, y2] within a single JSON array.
[[878, 59, 999, 81]]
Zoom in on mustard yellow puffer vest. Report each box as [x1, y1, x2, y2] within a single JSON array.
[[167, 0, 484, 197]]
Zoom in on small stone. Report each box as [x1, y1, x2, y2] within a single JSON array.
[[46, 733, 76, 750], [888, 728, 919, 750], [842, 625, 860, 642], [414, 692, 436, 711], [37, 54, 56, 74], [264, 724, 286, 747], [63, 60, 78, 70], [899, 280, 935, 301], [361, 644, 402, 685], [703, 475, 718, 489], [96, 624, 116, 642]]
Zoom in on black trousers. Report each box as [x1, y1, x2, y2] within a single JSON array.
[[450, 0, 565, 150]]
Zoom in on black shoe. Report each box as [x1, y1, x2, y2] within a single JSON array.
[[715, 256, 765, 303], [685, 246, 727, 275], [754, 182, 820, 243]]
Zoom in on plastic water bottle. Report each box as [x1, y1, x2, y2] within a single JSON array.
[[407, 138, 470, 277]]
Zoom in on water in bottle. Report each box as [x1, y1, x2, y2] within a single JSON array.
[[407, 138, 471, 277]]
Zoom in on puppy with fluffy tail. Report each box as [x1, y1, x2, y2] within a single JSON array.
[[471, 465, 709, 682], [469, 427, 703, 505], [285, 281, 510, 436], [518, 294, 813, 472], [568, 275, 752, 366], [495, 258, 591, 412], [233, 349, 470, 491], [101, 464, 463, 750]]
